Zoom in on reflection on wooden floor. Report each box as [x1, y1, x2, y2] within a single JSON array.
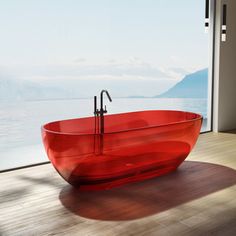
[[59, 161, 236, 221]]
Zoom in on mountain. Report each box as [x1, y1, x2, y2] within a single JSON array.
[[156, 69, 208, 98], [0, 68, 208, 101], [0, 76, 69, 101]]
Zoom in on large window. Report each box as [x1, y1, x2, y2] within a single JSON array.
[[0, 0, 214, 170]]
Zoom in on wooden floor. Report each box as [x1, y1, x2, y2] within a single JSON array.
[[0, 132, 236, 236]]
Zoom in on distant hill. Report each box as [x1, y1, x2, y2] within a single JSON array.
[[156, 69, 208, 98], [0, 68, 208, 101], [0, 76, 69, 101]]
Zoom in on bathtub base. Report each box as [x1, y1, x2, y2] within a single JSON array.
[[69, 165, 179, 191], [55, 141, 190, 190], [66, 149, 187, 191]]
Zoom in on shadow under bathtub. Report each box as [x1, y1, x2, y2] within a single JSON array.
[[59, 161, 236, 221]]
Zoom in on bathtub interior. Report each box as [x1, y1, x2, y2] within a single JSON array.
[[43, 110, 201, 135]]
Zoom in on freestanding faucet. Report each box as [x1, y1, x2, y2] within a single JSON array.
[[94, 90, 112, 154], [100, 90, 112, 133]]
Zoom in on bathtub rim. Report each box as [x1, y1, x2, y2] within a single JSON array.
[[41, 110, 203, 136]]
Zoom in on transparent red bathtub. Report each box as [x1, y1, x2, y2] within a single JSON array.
[[41, 110, 202, 190]]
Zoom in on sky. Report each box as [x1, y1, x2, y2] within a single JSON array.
[[0, 0, 209, 96]]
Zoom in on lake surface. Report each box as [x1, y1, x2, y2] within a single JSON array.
[[0, 98, 209, 170]]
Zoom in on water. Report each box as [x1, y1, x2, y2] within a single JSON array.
[[0, 98, 208, 170]]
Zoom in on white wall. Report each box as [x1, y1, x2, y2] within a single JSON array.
[[213, 0, 236, 132]]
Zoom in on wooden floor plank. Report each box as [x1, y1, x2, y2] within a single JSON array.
[[0, 132, 236, 236]]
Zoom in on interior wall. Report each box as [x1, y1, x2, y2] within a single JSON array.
[[213, 0, 236, 132]]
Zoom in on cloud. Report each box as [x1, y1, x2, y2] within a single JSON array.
[[1, 58, 193, 84], [73, 57, 87, 63], [35, 74, 177, 97], [169, 67, 189, 75], [5, 64, 169, 79]]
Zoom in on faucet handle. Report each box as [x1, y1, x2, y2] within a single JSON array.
[[94, 109, 99, 115], [94, 96, 97, 114], [104, 105, 107, 113]]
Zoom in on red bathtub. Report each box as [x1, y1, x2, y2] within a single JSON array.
[[42, 110, 202, 190]]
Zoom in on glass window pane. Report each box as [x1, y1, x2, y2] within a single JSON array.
[[0, 0, 212, 170]]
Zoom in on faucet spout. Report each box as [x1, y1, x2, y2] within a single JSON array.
[[100, 90, 112, 113], [102, 90, 112, 102]]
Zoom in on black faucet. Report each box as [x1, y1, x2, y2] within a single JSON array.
[[94, 90, 112, 134], [94, 90, 112, 154]]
